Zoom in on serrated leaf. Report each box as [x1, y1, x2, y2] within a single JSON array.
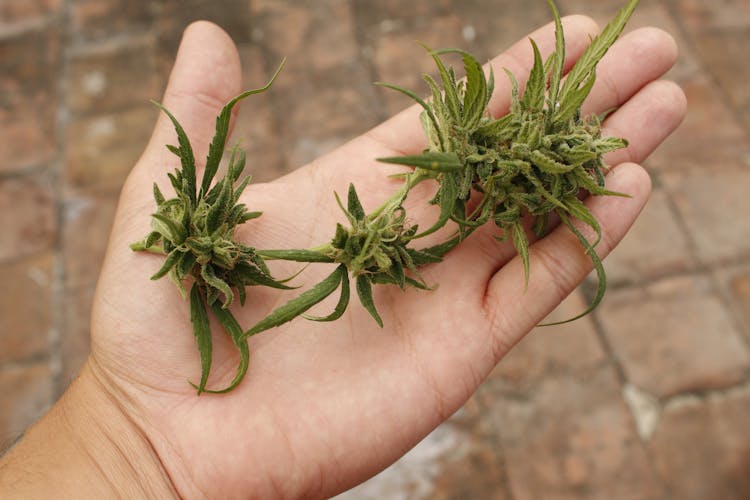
[[375, 81, 446, 150], [150, 248, 182, 280], [555, 73, 596, 124], [206, 178, 233, 233], [347, 183, 366, 222], [520, 39, 545, 112], [232, 175, 253, 204], [202, 58, 286, 197], [229, 147, 247, 182], [151, 212, 186, 245], [189, 284, 212, 394], [540, 211, 607, 326], [558, 0, 639, 106], [563, 195, 602, 247], [303, 267, 350, 321], [474, 113, 517, 143], [421, 43, 462, 123], [152, 101, 196, 204], [407, 248, 443, 266], [378, 151, 463, 173], [201, 305, 249, 394], [356, 274, 383, 327], [177, 251, 196, 277], [153, 183, 166, 205], [257, 249, 335, 263], [431, 48, 490, 129], [243, 265, 345, 338], [422, 74, 449, 127], [512, 222, 531, 289], [415, 173, 457, 238], [459, 50, 489, 129], [234, 261, 295, 290], [594, 136, 628, 154], [530, 149, 577, 174], [546, 0, 566, 110], [504, 68, 521, 112], [201, 264, 234, 308]]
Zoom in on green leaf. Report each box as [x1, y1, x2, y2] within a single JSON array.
[[202, 58, 286, 197], [540, 212, 607, 326], [555, 73, 596, 124], [546, 0, 566, 109], [202, 305, 250, 394], [375, 82, 446, 150], [347, 183, 366, 222], [303, 267, 350, 321], [563, 195, 602, 247], [229, 147, 247, 182], [378, 151, 463, 172], [232, 175, 253, 204], [234, 261, 295, 290], [200, 264, 234, 309], [151, 212, 186, 244], [520, 39, 545, 112], [431, 48, 490, 129], [558, 0, 639, 106], [151, 101, 196, 204], [407, 247, 443, 266], [473, 114, 517, 143], [153, 183, 166, 205], [503, 68, 521, 112], [189, 284, 212, 394], [150, 248, 183, 280], [459, 50, 489, 129], [257, 249, 335, 263], [206, 178, 233, 233], [415, 173, 457, 238], [530, 149, 577, 174], [420, 43, 462, 123], [594, 136, 628, 154], [243, 265, 345, 338], [356, 274, 383, 327], [512, 222, 531, 289]]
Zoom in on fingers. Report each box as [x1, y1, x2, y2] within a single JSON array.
[[602, 79, 687, 166], [483, 162, 652, 357], [129, 21, 242, 187], [366, 15, 601, 156]]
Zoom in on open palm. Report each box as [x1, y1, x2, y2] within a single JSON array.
[[87, 18, 684, 499]]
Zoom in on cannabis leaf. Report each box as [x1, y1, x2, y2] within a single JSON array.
[[131, 59, 288, 393], [130, 0, 641, 394]]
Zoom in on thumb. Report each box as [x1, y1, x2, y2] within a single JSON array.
[[126, 21, 242, 195]]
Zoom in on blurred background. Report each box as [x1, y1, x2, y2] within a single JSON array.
[[1, 0, 749, 498]]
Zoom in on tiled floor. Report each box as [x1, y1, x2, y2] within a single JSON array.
[[1, 0, 749, 498]]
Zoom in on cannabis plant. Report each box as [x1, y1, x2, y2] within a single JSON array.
[[132, 0, 640, 392]]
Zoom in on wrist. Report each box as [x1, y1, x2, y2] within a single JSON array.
[[0, 360, 177, 498]]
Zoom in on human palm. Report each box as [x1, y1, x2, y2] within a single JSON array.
[[86, 18, 684, 499]]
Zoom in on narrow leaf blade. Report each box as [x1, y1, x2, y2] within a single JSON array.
[[243, 265, 346, 338], [303, 268, 350, 322], [189, 284, 212, 394], [356, 275, 383, 327], [378, 151, 462, 172]]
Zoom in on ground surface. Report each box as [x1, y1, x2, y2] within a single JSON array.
[[1, 0, 749, 498]]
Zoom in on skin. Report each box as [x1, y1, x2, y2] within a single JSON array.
[[0, 16, 685, 500]]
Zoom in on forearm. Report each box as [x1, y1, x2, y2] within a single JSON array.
[[0, 361, 177, 498]]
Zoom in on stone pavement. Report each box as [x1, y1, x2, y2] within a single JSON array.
[[1, 0, 749, 498]]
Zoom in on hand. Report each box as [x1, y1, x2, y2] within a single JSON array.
[[0, 17, 685, 499]]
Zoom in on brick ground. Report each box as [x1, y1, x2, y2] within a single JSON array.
[[1, 1, 749, 498]]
